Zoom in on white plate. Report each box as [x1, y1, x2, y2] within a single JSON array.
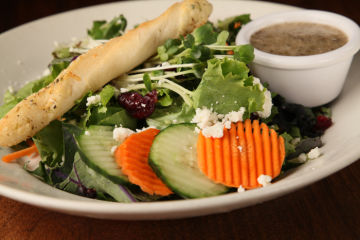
[[0, 0, 359, 220]]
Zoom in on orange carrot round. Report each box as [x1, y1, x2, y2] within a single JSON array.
[[114, 128, 172, 196], [197, 120, 286, 189]]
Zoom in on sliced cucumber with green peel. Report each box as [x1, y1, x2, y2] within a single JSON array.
[[77, 125, 130, 185], [149, 124, 229, 198]]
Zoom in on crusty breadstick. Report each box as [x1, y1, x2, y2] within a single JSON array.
[[0, 0, 212, 147]]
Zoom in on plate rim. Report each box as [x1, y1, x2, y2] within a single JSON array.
[[0, 0, 359, 220]]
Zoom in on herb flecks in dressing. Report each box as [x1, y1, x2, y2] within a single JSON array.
[[250, 22, 348, 56]]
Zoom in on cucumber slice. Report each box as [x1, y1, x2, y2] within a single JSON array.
[[77, 125, 130, 185], [149, 124, 229, 198]]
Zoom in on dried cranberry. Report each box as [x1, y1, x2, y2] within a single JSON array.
[[314, 115, 333, 131], [118, 90, 158, 119]]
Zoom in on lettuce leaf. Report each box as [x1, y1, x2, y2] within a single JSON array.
[[0, 59, 70, 119], [58, 155, 136, 202], [88, 14, 127, 40], [193, 58, 265, 116]]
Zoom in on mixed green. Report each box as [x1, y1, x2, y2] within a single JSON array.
[[1, 14, 332, 202]]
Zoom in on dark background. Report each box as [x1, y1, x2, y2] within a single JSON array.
[[0, 1, 360, 239], [1, 0, 359, 33]]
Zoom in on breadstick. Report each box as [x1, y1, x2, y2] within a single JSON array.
[[0, 0, 212, 147]]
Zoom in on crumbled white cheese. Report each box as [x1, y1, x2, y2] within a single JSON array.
[[111, 145, 118, 155], [238, 146, 243, 152], [201, 122, 224, 138], [192, 107, 247, 138], [237, 185, 245, 193], [21, 155, 42, 171], [297, 153, 308, 163], [257, 90, 272, 118], [191, 107, 218, 129], [308, 147, 321, 159], [257, 174, 272, 187], [86, 95, 101, 107], [135, 126, 157, 133], [253, 77, 264, 90], [223, 121, 231, 129], [113, 127, 134, 143], [42, 68, 51, 77], [223, 107, 245, 123], [252, 77, 272, 118], [194, 127, 200, 133]]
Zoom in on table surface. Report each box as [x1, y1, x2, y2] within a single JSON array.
[[1, 0, 360, 239]]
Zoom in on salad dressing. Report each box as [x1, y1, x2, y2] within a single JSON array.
[[250, 22, 348, 56]]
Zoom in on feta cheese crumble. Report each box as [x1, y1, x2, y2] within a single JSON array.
[[111, 145, 118, 155], [42, 68, 51, 77], [297, 153, 307, 163], [252, 77, 272, 119], [201, 122, 224, 138], [307, 147, 321, 159], [237, 146, 243, 152], [135, 126, 157, 133], [257, 174, 272, 187], [86, 95, 101, 107], [291, 147, 321, 163], [224, 108, 246, 123], [113, 127, 134, 143], [222, 107, 246, 129], [191, 107, 218, 129], [237, 185, 246, 193], [257, 90, 272, 118], [191, 107, 247, 138]]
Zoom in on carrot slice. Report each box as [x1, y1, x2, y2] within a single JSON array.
[[253, 120, 264, 179], [229, 123, 240, 186], [222, 128, 233, 186], [214, 137, 224, 183], [197, 120, 286, 189], [237, 121, 248, 187], [244, 119, 257, 188], [261, 123, 272, 176], [205, 136, 216, 179], [115, 128, 172, 196], [2, 143, 38, 163]]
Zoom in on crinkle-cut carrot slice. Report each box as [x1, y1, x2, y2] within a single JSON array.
[[115, 128, 172, 196], [197, 119, 285, 189]]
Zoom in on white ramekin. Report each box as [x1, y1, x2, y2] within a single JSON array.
[[236, 10, 360, 107]]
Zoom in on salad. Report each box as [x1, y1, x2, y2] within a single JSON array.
[[0, 12, 332, 202]]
